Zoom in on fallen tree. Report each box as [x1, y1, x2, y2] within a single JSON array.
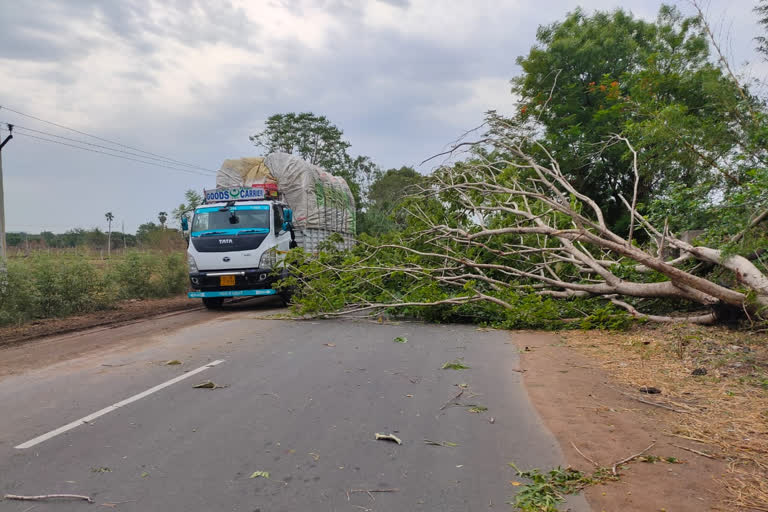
[[281, 115, 768, 326]]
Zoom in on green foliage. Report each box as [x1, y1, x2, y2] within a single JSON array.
[[579, 306, 633, 331], [0, 252, 189, 327], [249, 112, 378, 212], [513, 5, 751, 233], [441, 359, 470, 370], [0, 255, 113, 325], [110, 252, 188, 299], [509, 463, 617, 512]]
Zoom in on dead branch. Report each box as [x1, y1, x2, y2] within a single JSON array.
[[672, 443, 716, 459], [606, 385, 692, 414], [348, 488, 399, 501], [440, 388, 464, 410], [570, 441, 600, 467], [612, 441, 657, 475], [4, 494, 94, 504]]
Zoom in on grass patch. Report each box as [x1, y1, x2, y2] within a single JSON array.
[[441, 359, 470, 370], [563, 325, 768, 511]]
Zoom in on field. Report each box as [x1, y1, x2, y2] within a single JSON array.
[[0, 249, 189, 327]]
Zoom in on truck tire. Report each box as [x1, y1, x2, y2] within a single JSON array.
[[202, 297, 224, 309], [278, 289, 294, 307]]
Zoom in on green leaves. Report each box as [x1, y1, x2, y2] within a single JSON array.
[[441, 359, 470, 370], [249, 471, 270, 479], [393, 336, 408, 344]]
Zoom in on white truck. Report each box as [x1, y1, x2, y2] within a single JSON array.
[[184, 153, 355, 309]]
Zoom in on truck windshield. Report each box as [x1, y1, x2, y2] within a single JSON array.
[[191, 206, 270, 234]]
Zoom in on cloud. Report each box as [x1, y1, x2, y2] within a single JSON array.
[[0, 0, 764, 232]]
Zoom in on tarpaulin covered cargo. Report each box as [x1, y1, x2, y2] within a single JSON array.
[[216, 153, 356, 235]]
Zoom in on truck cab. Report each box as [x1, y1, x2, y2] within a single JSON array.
[[185, 185, 294, 309]]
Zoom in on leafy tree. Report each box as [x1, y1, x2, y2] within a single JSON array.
[[756, 0, 768, 59], [358, 166, 424, 235], [251, 112, 351, 172], [158, 211, 168, 230], [513, 5, 745, 232], [172, 189, 203, 228], [249, 112, 379, 211], [136, 222, 162, 243]]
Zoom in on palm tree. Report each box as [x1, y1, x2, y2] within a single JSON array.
[[158, 211, 167, 230], [105, 212, 114, 258]]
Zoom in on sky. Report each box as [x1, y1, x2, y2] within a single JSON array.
[[0, 0, 764, 233]]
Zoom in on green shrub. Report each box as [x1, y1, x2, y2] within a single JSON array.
[[0, 256, 113, 326], [110, 251, 188, 299], [579, 305, 633, 331]]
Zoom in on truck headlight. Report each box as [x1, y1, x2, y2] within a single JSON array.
[[259, 249, 277, 269], [187, 253, 198, 272]]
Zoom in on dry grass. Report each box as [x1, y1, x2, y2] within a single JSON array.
[[562, 324, 768, 512]]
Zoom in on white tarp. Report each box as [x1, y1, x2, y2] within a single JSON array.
[[215, 153, 356, 234]]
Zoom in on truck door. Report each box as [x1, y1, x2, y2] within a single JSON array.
[[274, 205, 292, 255]]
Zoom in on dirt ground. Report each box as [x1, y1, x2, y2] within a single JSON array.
[[514, 326, 768, 512], [0, 296, 200, 349]]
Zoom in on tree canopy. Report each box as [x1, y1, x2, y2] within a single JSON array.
[[513, 5, 748, 232]]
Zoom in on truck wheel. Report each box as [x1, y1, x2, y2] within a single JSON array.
[[202, 297, 224, 309], [278, 289, 294, 307]]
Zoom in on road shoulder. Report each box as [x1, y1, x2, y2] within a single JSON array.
[[513, 330, 727, 512]]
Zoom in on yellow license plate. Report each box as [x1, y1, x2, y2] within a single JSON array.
[[220, 275, 236, 286]]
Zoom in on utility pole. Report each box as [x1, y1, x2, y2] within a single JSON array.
[[122, 221, 126, 250], [0, 124, 13, 270]]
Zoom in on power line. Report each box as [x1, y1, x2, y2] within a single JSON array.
[[0, 105, 216, 173], [13, 131, 216, 177], [5, 122, 217, 174]]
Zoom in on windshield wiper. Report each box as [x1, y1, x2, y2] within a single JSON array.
[[237, 229, 269, 234], [199, 231, 228, 236]]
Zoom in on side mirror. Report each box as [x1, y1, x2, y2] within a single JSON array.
[[181, 216, 189, 231], [284, 208, 293, 224]]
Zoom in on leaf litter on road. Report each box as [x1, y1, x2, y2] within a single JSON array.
[[165, 360, 182, 366], [250, 471, 270, 479], [375, 433, 402, 445], [441, 359, 470, 370], [393, 336, 407, 343]]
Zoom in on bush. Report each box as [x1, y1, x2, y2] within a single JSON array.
[[0, 251, 189, 327], [0, 256, 113, 326], [110, 251, 188, 299]]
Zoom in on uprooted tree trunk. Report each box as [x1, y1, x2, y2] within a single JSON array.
[[289, 120, 768, 325]]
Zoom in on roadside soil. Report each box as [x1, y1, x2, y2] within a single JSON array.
[[0, 296, 200, 349], [514, 326, 768, 512]]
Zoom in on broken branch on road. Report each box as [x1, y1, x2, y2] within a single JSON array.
[[347, 488, 399, 501], [612, 441, 657, 475], [4, 494, 94, 504], [375, 433, 402, 445]]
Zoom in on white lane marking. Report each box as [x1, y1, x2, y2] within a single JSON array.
[[15, 359, 225, 449]]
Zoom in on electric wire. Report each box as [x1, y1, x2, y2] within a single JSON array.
[[6, 122, 217, 174], [0, 105, 215, 173], [12, 131, 215, 177]]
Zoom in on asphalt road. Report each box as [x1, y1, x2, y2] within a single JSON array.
[[0, 301, 589, 511]]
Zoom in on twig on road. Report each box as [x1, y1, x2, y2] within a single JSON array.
[[570, 441, 600, 467], [440, 389, 464, 411], [612, 441, 657, 475], [672, 444, 716, 459], [606, 385, 691, 414], [4, 494, 94, 503], [348, 488, 399, 501]]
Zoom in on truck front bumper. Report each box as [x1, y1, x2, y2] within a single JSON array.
[[188, 289, 277, 298]]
